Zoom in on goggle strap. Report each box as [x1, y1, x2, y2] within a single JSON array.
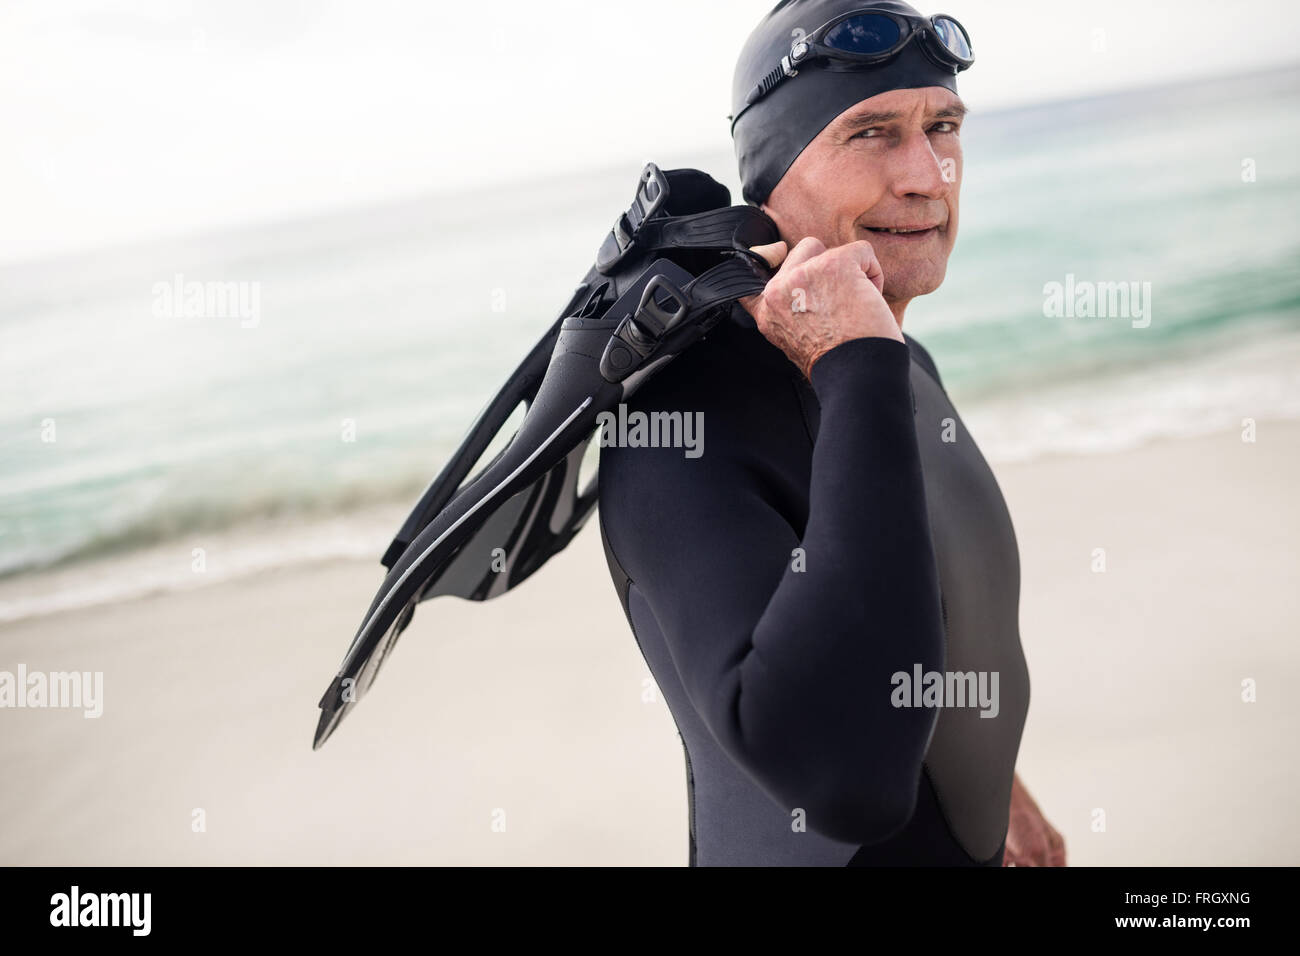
[[746, 63, 790, 108]]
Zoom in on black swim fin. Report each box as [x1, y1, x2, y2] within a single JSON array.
[[314, 163, 778, 749]]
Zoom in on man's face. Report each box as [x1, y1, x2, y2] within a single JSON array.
[[762, 86, 965, 307]]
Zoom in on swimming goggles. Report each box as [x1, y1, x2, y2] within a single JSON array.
[[735, 8, 973, 125]]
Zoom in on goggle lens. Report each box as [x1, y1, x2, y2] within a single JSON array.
[[932, 16, 971, 61], [822, 14, 903, 55]]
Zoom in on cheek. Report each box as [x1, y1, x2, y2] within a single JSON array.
[[944, 151, 961, 231], [838, 153, 890, 198], [826, 157, 890, 238], [776, 185, 836, 244], [770, 147, 892, 242]]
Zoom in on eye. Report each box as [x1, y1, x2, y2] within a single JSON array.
[[851, 127, 884, 140], [930, 121, 960, 134]]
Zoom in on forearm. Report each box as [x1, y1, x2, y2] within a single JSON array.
[[720, 336, 946, 841]]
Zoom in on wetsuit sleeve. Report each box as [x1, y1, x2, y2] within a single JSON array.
[[600, 336, 946, 845]]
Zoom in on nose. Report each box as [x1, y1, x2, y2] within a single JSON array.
[[886, 130, 953, 204]]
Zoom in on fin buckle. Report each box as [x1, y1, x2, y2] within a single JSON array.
[[596, 163, 671, 274]]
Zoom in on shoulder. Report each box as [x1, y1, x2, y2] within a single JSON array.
[[598, 317, 808, 532]]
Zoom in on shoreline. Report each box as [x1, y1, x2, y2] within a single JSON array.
[[5, 414, 1297, 626]]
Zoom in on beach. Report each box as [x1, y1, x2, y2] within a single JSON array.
[[3, 420, 1296, 866]]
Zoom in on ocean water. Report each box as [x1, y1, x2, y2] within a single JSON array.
[[2, 64, 1298, 609]]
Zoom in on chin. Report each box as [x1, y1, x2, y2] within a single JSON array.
[[883, 268, 946, 301]]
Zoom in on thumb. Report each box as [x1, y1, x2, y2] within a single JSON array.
[[748, 240, 788, 271], [738, 241, 787, 319]]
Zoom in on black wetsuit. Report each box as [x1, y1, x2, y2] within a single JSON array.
[[598, 303, 1030, 866]]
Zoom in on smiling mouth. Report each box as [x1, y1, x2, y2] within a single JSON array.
[[865, 225, 940, 236]]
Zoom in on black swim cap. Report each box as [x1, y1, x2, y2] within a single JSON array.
[[731, 0, 962, 206]]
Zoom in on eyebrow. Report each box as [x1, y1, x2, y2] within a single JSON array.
[[837, 100, 968, 132]]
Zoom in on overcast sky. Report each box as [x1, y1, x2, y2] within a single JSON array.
[[2, 0, 1297, 262]]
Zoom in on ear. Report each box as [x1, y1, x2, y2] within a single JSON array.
[[759, 201, 784, 237]]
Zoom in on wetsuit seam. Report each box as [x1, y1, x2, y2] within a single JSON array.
[[919, 762, 994, 866], [790, 367, 818, 448], [904, 345, 991, 868], [600, 518, 699, 868], [903, 332, 949, 397]]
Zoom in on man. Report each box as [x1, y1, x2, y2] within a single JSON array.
[[598, 0, 1065, 866]]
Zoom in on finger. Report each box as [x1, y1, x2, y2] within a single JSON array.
[[1031, 835, 1052, 865], [1010, 816, 1051, 865], [779, 235, 827, 272], [1009, 844, 1039, 867], [1047, 826, 1065, 851], [1047, 830, 1067, 867], [746, 240, 789, 271], [739, 241, 790, 318], [1022, 829, 1050, 866], [842, 239, 885, 294]]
